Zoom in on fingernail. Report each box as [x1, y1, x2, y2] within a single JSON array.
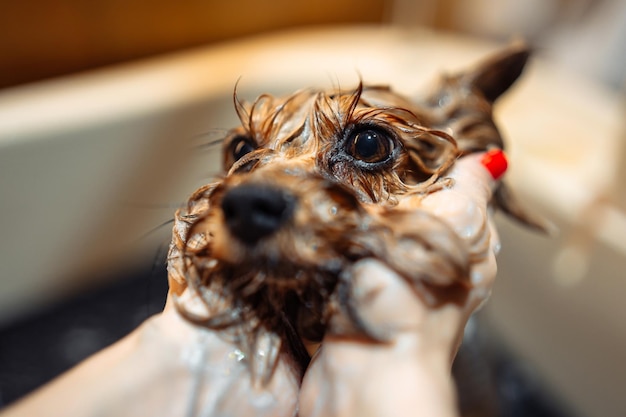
[[481, 149, 508, 180]]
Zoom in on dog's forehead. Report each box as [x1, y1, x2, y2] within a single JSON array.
[[236, 85, 428, 149]]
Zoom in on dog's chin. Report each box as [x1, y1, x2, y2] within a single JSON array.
[[207, 227, 347, 340]]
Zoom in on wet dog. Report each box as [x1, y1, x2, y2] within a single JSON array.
[[166, 43, 542, 381]]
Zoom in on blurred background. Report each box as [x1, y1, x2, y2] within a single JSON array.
[[0, 1, 624, 416], [1, 0, 625, 90]]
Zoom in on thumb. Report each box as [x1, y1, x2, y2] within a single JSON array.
[[329, 150, 508, 343], [329, 258, 431, 342], [421, 149, 506, 221]]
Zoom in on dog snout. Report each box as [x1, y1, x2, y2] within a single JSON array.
[[221, 184, 295, 245]]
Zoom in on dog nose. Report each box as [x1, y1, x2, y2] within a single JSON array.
[[221, 184, 294, 245]]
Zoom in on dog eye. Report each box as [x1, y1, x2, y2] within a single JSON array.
[[347, 129, 393, 164], [232, 136, 256, 161]]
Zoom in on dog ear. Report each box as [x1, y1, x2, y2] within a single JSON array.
[[467, 42, 530, 103]]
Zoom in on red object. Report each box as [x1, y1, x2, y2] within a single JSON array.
[[481, 149, 508, 180]]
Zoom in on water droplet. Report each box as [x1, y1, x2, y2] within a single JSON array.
[[229, 349, 246, 362], [493, 241, 502, 255]]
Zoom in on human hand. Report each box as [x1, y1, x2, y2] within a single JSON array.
[[298, 151, 504, 417], [0, 287, 301, 417]]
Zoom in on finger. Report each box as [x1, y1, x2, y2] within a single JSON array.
[[330, 258, 429, 340], [421, 151, 504, 262], [424, 152, 507, 327], [440, 149, 506, 206]]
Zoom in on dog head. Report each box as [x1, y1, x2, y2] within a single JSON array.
[[167, 43, 538, 377]]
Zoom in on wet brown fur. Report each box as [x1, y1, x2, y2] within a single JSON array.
[[167, 43, 543, 382]]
